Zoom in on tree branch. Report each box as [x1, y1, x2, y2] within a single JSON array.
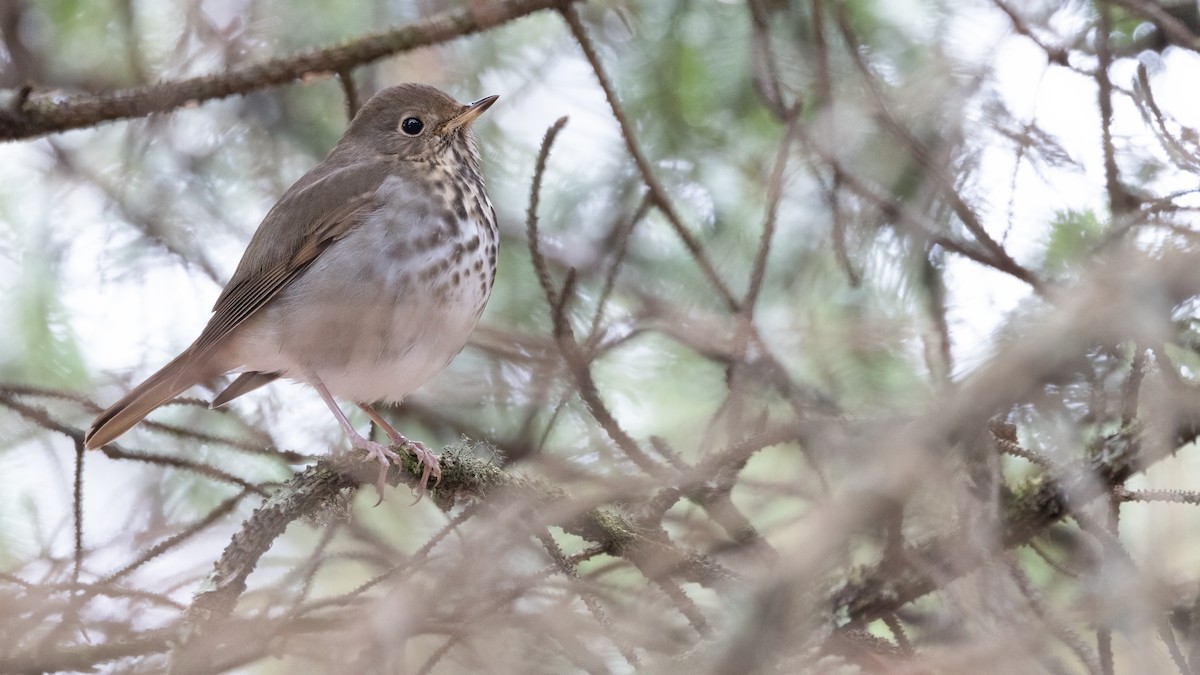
[[0, 0, 577, 142]]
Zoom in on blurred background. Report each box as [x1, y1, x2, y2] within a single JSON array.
[[4, 0, 1200, 672]]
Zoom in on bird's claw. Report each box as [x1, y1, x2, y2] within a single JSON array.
[[350, 439, 401, 505], [349, 437, 440, 505], [400, 439, 441, 504]]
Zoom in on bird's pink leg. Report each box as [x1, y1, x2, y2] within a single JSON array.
[[357, 404, 442, 498], [309, 377, 398, 501]]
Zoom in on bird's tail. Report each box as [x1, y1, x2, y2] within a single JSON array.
[[84, 350, 213, 450]]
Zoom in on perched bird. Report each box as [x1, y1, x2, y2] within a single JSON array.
[[84, 83, 500, 498]]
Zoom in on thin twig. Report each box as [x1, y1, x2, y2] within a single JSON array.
[[337, 69, 360, 120], [1095, 1, 1129, 217], [560, 5, 740, 312], [526, 116, 570, 310], [832, 4, 1042, 292]]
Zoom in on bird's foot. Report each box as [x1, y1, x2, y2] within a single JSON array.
[[349, 437, 402, 504], [375, 436, 438, 504], [350, 434, 441, 504], [352, 403, 441, 502], [398, 438, 442, 501]]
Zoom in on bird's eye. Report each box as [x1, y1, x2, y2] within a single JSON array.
[[400, 117, 424, 136]]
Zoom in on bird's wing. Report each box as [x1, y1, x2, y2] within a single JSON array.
[[191, 158, 393, 359]]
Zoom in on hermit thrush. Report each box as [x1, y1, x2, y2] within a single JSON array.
[[84, 83, 499, 498]]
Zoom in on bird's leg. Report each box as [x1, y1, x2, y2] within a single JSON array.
[[309, 377, 398, 501], [357, 403, 442, 497]]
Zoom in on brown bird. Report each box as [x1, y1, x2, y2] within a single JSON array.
[[84, 83, 499, 498]]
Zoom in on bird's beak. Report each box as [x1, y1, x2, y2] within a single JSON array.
[[439, 94, 499, 134]]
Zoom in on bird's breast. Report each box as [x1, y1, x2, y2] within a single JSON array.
[[227, 173, 497, 403]]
